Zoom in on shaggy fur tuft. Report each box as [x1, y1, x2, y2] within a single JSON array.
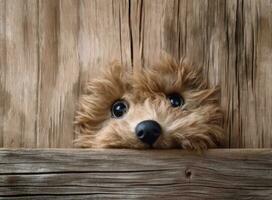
[[74, 56, 224, 150]]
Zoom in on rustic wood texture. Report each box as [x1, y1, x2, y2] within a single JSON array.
[[0, 149, 271, 199], [0, 0, 38, 147], [0, 0, 272, 148], [37, 0, 80, 148]]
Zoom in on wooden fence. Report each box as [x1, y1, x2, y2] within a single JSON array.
[[0, 0, 272, 199]]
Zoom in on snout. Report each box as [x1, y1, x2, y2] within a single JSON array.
[[135, 120, 162, 146]]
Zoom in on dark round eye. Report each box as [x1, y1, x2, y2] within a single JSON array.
[[111, 100, 129, 118], [167, 93, 185, 107]]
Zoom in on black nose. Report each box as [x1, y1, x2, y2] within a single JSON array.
[[135, 120, 162, 145]]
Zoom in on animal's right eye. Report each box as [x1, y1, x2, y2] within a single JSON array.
[[111, 100, 129, 118], [167, 93, 185, 107]]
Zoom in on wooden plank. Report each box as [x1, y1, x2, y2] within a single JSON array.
[[240, 0, 272, 148], [37, 0, 80, 147], [1, 0, 38, 147], [78, 0, 131, 82], [130, 0, 180, 67], [221, 0, 272, 148], [56, 0, 79, 147], [37, 0, 60, 147], [0, 149, 271, 199], [0, 0, 6, 148]]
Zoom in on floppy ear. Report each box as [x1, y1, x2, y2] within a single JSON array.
[[74, 62, 131, 135], [133, 54, 207, 97]]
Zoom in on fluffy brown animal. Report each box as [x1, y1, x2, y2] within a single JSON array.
[[74, 56, 224, 150]]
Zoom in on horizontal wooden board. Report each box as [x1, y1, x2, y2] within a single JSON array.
[[0, 149, 271, 199]]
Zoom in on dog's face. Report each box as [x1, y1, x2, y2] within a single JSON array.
[[75, 57, 224, 150]]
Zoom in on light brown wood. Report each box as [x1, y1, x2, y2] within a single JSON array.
[[0, 0, 272, 148], [78, 0, 132, 82], [130, 0, 180, 67], [0, 149, 271, 199], [1, 0, 38, 147], [37, 0, 60, 147], [0, 0, 6, 147], [37, 0, 80, 148]]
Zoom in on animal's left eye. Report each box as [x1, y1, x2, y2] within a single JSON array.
[[167, 93, 185, 107]]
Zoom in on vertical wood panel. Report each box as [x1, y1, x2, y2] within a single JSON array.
[[130, 0, 180, 67], [220, 0, 272, 148], [237, 0, 272, 147], [1, 0, 38, 147], [255, 0, 272, 147], [78, 0, 131, 84], [37, 0, 79, 147], [56, 0, 79, 147], [220, 0, 239, 148], [37, 0, 60, 147], [0, 0, 6, 147]]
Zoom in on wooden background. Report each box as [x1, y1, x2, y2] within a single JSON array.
[[0, 0, 271, 148]]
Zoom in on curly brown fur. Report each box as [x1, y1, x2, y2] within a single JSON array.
[[74, 56, 224, 150]]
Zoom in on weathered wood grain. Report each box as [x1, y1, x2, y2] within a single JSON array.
[[0, 149, 271, 199], [37, 0, 80, 148], [0, 0, 6, 147], [0, 0, 38, 147], [130, 0, 180, 67], [37, 0, 60, 147], [78, 0, 132, 82], [0, 0, 272, 148], [223, 0, 272, 148]]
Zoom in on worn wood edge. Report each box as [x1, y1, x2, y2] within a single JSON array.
[[0, 147, 270, 152], [0, 148, 271, 159]]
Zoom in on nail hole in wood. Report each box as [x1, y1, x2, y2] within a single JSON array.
[[185, 169, 192, 178]]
